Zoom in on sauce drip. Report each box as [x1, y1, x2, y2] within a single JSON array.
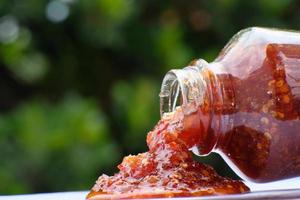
[[86, 107, 249, 199]]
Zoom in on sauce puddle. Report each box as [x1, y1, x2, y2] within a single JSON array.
[[87, 107, 249, 199]]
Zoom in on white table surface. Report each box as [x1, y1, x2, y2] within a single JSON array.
[[0, 178, 299, 200]]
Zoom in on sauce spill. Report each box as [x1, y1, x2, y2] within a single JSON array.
[[87, 107, 249, 199]]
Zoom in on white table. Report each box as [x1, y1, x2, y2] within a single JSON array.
[[0, 191, 87, 200], [1, 178, 300, 200]]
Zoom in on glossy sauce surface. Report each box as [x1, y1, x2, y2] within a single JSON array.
[[87, 108, 249, 199]]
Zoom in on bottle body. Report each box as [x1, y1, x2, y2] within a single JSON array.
[[160, 27, 300, 183]]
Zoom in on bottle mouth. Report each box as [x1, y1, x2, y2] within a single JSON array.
[[159, 59, 208, 117], [159, 71, 183, 116]]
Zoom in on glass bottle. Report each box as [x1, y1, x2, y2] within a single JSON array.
[[159, 27, 300, 183]]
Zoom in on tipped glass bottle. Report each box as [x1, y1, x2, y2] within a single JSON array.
[[160, 27, 300, 183]]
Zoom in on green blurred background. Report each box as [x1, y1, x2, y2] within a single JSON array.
[[0, 0, 298, 194]]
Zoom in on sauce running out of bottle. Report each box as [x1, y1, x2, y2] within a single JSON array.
[[87, 27, 300, 199], [86, 107, 249, 199]]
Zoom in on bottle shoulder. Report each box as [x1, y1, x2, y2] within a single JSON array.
[[216, 27, 300, 63]]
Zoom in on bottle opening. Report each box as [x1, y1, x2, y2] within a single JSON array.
[[159, 71, 184, 116], [159, 59, 209, 117]]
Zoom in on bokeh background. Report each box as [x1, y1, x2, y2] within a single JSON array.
[[0, 0, 299, 194]]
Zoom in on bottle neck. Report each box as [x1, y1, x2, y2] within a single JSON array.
[[160, 59, 210, 116], [160, 59, 224, 155]]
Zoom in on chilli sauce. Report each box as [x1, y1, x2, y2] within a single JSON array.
[[160, 27, 300, 182], [87, 107, 249, 199], [87, 27, 300, 199]]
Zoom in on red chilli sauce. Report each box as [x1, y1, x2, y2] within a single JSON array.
[[87, 107, 248, 199], [87, 27, 300, 199]]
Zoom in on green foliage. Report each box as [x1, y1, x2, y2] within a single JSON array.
[[0, 95, 120, 193], [111, 78, 159, 151], [156, 23, 193, 69], [0, 0, 299, 194]]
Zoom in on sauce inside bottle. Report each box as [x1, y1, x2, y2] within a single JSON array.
[[160, 27, 300, 183], [217, 43, 300, 182]]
